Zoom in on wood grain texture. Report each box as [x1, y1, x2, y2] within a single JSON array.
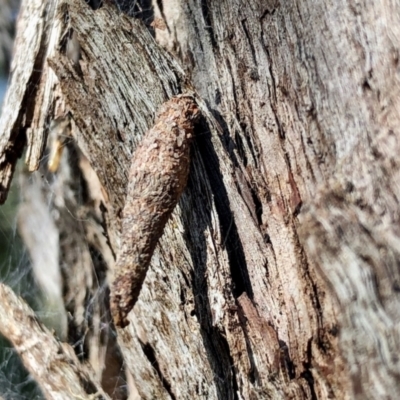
[[0, 0, 65, 203], [157, 0, 400, 398], [111, 95, 200, 327], [4, 0, 400, 399], [47, 0, 187, 251]]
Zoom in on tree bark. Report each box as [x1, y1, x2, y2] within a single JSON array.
[[1, 0, 400, 399]]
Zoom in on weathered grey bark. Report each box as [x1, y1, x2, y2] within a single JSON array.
[[1, 0, 400, 399]]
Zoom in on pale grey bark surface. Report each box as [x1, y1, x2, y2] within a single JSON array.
[[0, 0, 400, 399]]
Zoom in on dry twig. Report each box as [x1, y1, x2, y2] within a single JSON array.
[[0, 283, 110, 400]]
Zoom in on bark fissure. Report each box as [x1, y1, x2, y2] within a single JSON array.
[[196, 126, 253, 299], [139, 341, 177, 400], [2, 0, 400, 398]]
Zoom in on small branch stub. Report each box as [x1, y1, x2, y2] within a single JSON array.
[[110, 95, 200, 328]]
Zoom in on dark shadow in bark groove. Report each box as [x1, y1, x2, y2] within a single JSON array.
[[181, 184, 238, 399], [202, 110, 254, 299], [113, 0, 155, 32], [138, 340, 177, 400], [86, 0, 103, 10], [180, 117, 252, 400]]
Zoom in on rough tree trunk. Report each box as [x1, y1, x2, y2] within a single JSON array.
[[1, 0, 400, 399]]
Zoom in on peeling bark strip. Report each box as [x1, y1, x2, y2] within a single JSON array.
[[111, 95, 200, 328]]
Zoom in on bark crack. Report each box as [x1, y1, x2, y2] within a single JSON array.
[[139, 340, 177, 400]]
